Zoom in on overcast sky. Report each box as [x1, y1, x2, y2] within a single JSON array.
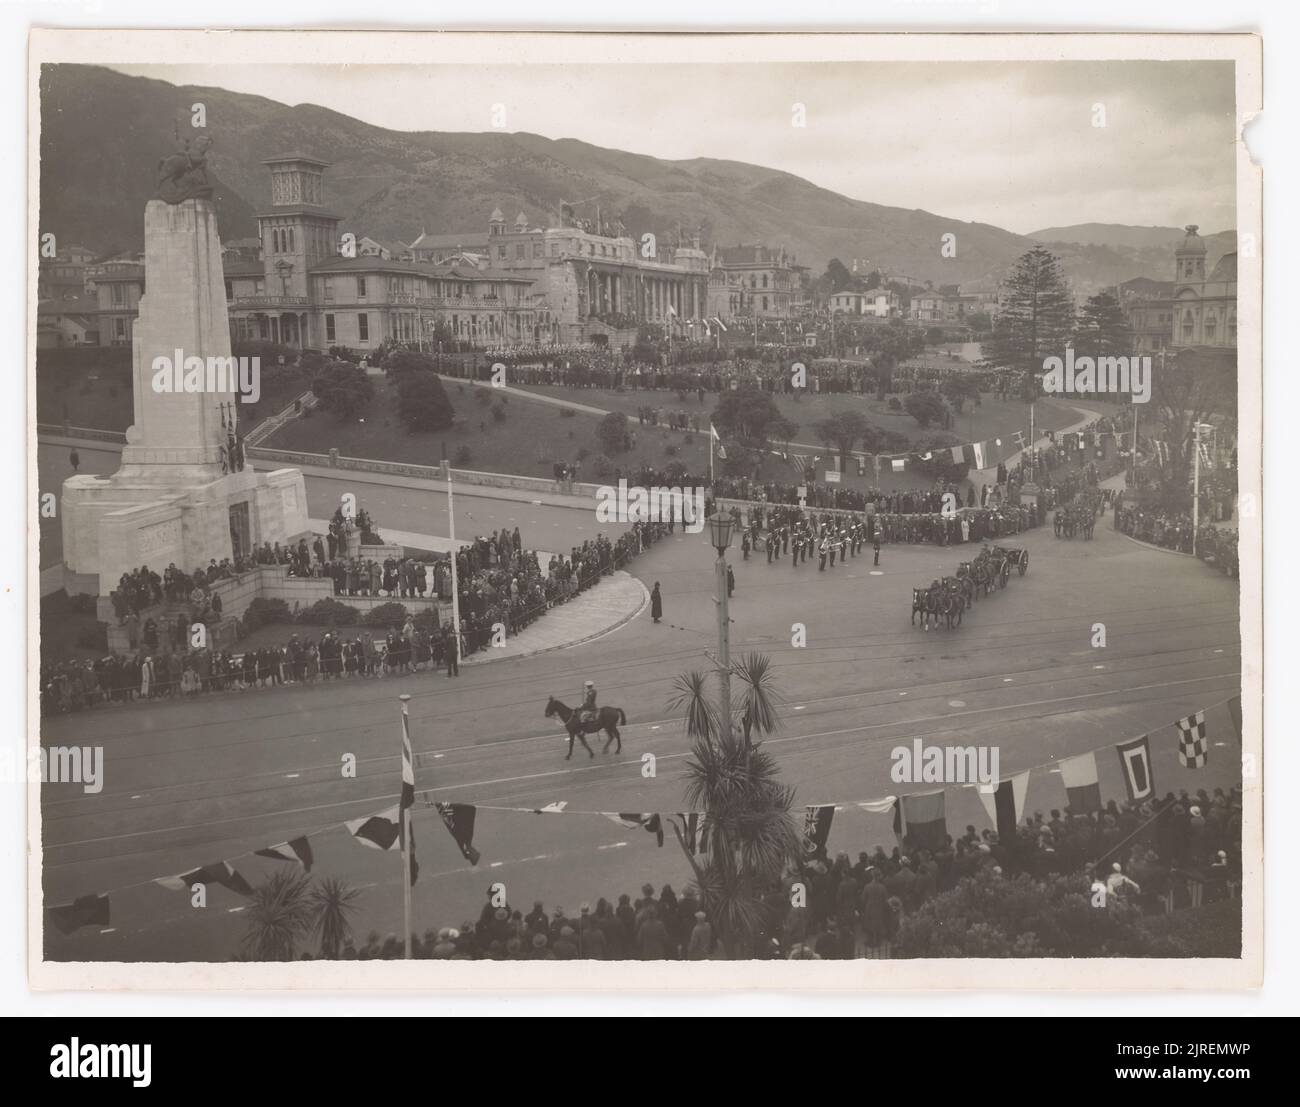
[[109, 60, 1237, 235]]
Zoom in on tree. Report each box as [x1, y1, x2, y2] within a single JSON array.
[[980, 246, 1075, 400], [395, 371, 455, 432], [1151, 347, 1236, 509], [904, 390, 948, 428], [711, 384, 796, 473], [310, 876, 364, 959], [940, 376, 981, 414], [813, 410, 872, 473], [241, 870, 315, 961], [862, 322, 926, 399], [667, 654, 801, 958], [895, 870, 1162, 958], [597, 410, 629, 455], [312, 361, 374, 422], [1073, 291, 1132, 362], [384, 350, 438, 375]]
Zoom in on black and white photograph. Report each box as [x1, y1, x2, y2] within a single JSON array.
[[25, 29, 1263, 995]]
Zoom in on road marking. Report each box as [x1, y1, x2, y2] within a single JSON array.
[[46, 673, 1240, 853], [1003, 678, 1013, 683], [598, 842, 628, 850], [948, 699, 966, 707], [869, 570, 883, 576], [284, 773, 300, 779]]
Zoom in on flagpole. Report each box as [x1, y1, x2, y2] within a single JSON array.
[[399, 693, 413, 960]]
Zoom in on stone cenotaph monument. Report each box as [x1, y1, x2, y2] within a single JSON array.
[[60, 135, 309, 598]]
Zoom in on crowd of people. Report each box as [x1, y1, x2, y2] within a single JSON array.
[[327, 785, 1241, 961], [41, 518, 682, 714]]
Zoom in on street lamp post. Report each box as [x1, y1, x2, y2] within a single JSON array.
[[707, 513, 735, 746]]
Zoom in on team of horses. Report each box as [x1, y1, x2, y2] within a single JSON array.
[[911, 543, 1029, 631]]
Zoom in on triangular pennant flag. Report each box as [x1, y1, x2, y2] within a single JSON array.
[[604, 812, 665, 847], [156, 862, 254, 897], [346, 806, 403, 851], [1174, 710, 1209, 769], [801, 805, 835, 859], [48, 893, 110, 935], [899, 791, 946, 850], [1116, 735, 1155, 802], [1058, 752, 1101, 814], [255, 836, 315, 872], [435, 802, 481, 865]]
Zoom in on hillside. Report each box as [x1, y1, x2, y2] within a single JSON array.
[[39, 64, 1221, 293]]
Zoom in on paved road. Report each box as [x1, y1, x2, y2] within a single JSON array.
[[40, 500, 1242, 960]]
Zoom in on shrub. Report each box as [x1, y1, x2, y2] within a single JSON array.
[[887, 395, 902, 411], [241, 596, 293, 633], [665, 443, 678, 457], [454, 445, 473, 467], [559, 407, 576, 418], [598, 410, 629, 454], [591, 453, 614, 480], [395, 372, 455, 432], [297, 598, 360, 626], [364, 602, 408, 627], [576, 446, 590, 462]]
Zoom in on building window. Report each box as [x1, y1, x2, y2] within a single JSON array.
[[357, 313, 369, 342], [225, 279, 233, 300], [114, 318, 127, 342], [357, 276, 367, 299], [322, 277, 333, 303], [325, 314, 336, 342], [515, 244, 525, 260], [288, 228, 295, 253], [532, 242, 542, 258]]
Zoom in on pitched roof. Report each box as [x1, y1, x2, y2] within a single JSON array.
[[1208, 252, 1237, 283]]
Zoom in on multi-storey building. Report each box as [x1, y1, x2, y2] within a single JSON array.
[[828, 288, 901, 317], [1115, 226, 1237, 356], [707, 243, 806, 319]]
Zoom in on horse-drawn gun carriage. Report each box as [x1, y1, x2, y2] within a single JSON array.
[[912, 542, 1027, 629]]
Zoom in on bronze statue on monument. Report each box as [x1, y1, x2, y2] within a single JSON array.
[[156, 131, 214, 204]]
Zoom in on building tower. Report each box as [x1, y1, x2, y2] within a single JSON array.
[[256, 154, 341, 346], [1175, 224, 1207, 283], [489, 207, 506, 237]]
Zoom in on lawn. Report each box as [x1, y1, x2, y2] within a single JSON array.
[[511, 383, 1082, 454], [265, 376, 717, 483], [264, 375, 1094, 495]]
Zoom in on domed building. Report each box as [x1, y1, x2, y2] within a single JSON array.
[[1171, 225, 1237, 351]]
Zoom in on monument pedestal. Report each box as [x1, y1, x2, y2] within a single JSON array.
[[60, 196, 309, 596]]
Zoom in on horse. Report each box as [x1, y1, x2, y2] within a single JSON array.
[[939, 580, 966, 629], [911, 587, 932, 629], [545, 696, 627, 759]]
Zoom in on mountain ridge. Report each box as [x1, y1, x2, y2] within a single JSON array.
[[40, 64, 1223, 295]]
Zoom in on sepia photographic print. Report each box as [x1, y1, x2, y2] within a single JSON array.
[[27, 30, 1262, 991]]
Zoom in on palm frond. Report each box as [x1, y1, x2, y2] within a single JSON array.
[[241, 870, 315, 961], [730, 651, 785, 741], [667, 669, 720, 742], [310, 876, 364, 959]]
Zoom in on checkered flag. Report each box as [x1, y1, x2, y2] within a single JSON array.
[[1175, 710, 1209, 769]]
